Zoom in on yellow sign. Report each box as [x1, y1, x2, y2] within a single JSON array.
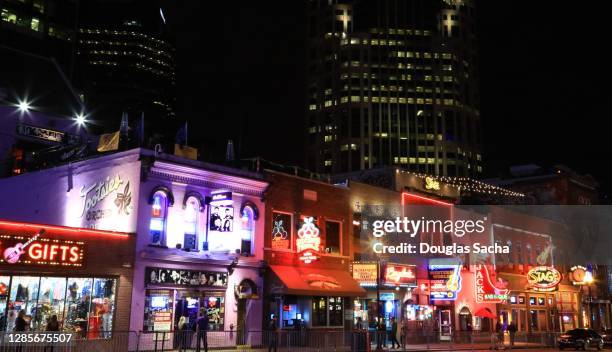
[[527, 266, 561, 291], [425, 177, 441, 191], [97, 131, 120, 152], [174, 144, 198, 160]]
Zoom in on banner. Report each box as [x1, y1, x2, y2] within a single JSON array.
[[97, 131, 120, 152], [174, 144, 198, 160]]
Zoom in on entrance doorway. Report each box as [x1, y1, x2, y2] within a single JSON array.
[[458, 307, 472, 331], [438, 309, 452, 341]]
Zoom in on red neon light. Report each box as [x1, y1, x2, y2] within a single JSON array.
[[401, 192, 453, 206], [0, 220, 130, 238]]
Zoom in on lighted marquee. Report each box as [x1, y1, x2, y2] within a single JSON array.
[[569, 265, 593, 286], [352, 262, 377, 287], [475, 264, 509, 303], [527, 266, 561, 292]]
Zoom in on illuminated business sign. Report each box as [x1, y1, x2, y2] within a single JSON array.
[[271, 212, 291, 250], [424, 177, 441, 191], [569, 265, 593, 286], [527, 266, 561, 292], [0, 228, 85, 267], [210, 191, 233, 206], [16, 123, 80, 144], [384, 264, 417, 287], [146, 267, 228, 288], [352, 262, 378, 287], [475, 264, 509, 303], [428, 265, 462, 301], [296, 217, 320, 264]]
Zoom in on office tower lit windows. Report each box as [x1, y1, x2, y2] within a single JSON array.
[[306, 0, 482, 176]]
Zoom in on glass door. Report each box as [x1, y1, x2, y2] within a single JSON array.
[[439, 309, 452, 341]]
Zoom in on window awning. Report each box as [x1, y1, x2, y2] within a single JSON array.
[[269, 265, 366, 297]]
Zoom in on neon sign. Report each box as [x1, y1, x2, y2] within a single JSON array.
[[384, 264, 417, 287], [475, 264, 508, 303], [527, 266, 561, 291], [296, 217, 320, 264], [569, 265, 593, 286], [428, 265, 462, 300], [0, 231, 84, 267]]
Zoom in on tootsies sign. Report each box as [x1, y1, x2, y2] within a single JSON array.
[[0, 228, 85, 267]]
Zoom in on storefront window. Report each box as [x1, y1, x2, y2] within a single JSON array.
[[183, 196, 200, 251], [312, 296, 343, 327], [1, 275, 116, 336], [150, 191, 169, 246], [7, 276, 40, 331], [35, 277, 67, 330], [89, 278, 115, 338], [0, 276, 9, 331], [144, 289, 173, 332], [529, 309, 538, 331], [324, 221, 341, 255], [203, 294, 224, 331], [65, 278, 93, 334], [329, 296, 343, 326], [312, 296, 327, 327]]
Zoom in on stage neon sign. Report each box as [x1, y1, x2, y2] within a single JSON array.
[[296, 217, 320, 264], [475, 264, 508, 303], [527, 266, 561, 292]]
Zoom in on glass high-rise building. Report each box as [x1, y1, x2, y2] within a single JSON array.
[[306, 0, 482, 177]]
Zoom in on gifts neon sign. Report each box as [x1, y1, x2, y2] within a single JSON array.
[[296, 217, 320, 264]]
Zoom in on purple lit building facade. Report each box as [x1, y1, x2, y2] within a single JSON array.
[[0, 148, 268, 347]]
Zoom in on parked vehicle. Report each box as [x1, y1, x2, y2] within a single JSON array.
[[600, 329, 612, 346], [558, 329, 604, 350]]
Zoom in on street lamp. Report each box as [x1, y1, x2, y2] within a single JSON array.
[[75, 112, 87, 125], [17, 99, 31, 113]]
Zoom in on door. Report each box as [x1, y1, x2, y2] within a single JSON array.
[[439, 309, 452, 341]]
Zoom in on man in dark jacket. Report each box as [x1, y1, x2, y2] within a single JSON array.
[[196, 309, 209, 352], [389, 317, 400, 349], [268, 315, 278, 352]]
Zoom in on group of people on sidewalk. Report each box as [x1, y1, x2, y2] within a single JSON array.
[[176, 308, 209, 352], [492, 321, 518, 350]]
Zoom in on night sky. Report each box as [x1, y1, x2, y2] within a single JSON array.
[[163, 1, 609, 197]]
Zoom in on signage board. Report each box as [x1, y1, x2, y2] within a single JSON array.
[[352, 262, 378, 287], [428, 264, 462, 301], [0, 228, 85, 267], [475, 264, 508, 303], [384, 264, 417, 287], [527, 266, 561, 292]]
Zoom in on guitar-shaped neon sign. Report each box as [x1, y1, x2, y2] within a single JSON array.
[[3, 229, 45, 264]]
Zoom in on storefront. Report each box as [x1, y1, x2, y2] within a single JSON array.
[[0, 220, 134, 337], [266, 265, 365, 330], [129, 152, 268, 350], [498, 266, 578, 332]]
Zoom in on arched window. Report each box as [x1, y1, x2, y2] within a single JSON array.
[[239, 205, 255, 255], [150, 191, 168, 246], [183, 196, 200, 251]]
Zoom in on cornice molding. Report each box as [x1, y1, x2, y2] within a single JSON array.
[[148, 161, 268, 197]]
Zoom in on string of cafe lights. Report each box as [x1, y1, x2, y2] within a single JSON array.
[[397, 169, 525, 197]]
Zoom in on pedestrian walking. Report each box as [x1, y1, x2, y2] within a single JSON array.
[[267, 315, 278, 352], [400, 318, 407, 350], [376, 319, 386, 350], [389, 317, 400, 349], [177, 315, 189, 352], [494, 321, 505, 350], [14, 310, 28, 352], [196, 309, 209, 352], [507, 322, 517, 349]]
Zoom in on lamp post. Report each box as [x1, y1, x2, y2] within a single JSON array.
[[584, 271, 594, 328]]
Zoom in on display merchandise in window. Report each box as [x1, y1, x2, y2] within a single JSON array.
[[144, 289, 173, 332], [1, 275, 116, 337]]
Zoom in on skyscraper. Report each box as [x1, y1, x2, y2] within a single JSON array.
[[75, 0, 175, 138], [306, 0, 482, 177], [0, 0, 78, 75]]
